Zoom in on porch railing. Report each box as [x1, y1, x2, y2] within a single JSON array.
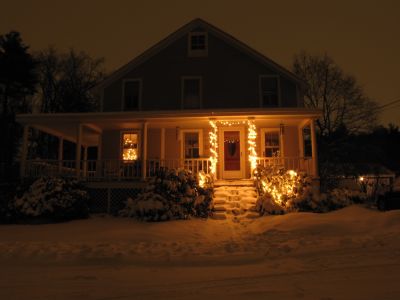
[[23, 156, 312, 180], [23, 158, 211, 180], [256, 156, 313, 175]]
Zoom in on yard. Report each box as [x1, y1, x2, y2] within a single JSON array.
[[1, 205, 400, 299], [0, 206, 400, 300]]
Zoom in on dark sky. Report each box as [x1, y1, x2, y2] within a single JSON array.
[[2, 0, 399, 125]]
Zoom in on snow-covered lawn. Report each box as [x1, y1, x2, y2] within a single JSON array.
[[1, 205, 400, 299]]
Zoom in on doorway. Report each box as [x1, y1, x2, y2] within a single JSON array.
[[219, 126, 245, 179]]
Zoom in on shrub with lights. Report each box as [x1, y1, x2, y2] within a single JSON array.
[[119, 169, 213, 221], [254, 164, 313, 215], [255, 164, 371, 214]]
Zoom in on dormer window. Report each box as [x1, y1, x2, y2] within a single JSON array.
[[188, 32, 208, 57]]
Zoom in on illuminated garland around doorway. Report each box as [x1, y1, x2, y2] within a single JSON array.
[[247, 119, 258, 176], [208, 120, 218, 178], [208, 119, 258, 178]]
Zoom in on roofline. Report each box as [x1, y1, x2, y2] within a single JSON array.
[[95, 18, 304, 90], [16, 108, 322, 124]]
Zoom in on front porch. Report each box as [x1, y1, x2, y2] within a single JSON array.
[[16, 108, 321, 182]]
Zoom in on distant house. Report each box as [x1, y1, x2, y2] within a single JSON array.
[[16, 18, 321, 182]]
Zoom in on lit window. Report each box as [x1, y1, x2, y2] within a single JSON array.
[[265, 131, 280, 157], [123, 80, 141, 111], [122, 132, 138, 161], [302, 126, 312, 157], [188, 32, 208, 56], [182, 78, 201, 109], [260, 76, 279, 107], [184, 132, 200, 158]]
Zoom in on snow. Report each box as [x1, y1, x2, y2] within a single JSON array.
[[1, 205, 400, 299]]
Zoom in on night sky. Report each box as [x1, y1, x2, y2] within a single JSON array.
[[2, 0, 399, 125]]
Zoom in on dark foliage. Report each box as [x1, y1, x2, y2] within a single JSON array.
[[0, 31, 38, 182], [318, 124, 400, 191], [36, 47, 105, 113], [6, 177, 89, 223]]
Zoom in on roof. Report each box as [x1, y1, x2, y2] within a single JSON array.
[[16, 107, 322, 124], [96, 18, 304, 90]]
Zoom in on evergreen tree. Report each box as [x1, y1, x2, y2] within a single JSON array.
[[0, 31, 38, 181]]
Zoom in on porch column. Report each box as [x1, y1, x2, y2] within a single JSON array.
[[310, 119, 318, 177], [75, 124, 82, 178], [160, 128, 165, 167], [141, 122, 148, 179], [58, 136, 64, 173], [97, 134, 102, 178], [83, 146, 88, 178], [19, 124, 29, 178]]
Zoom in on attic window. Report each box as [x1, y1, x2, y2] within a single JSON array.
[[188, 32, 208, 57]]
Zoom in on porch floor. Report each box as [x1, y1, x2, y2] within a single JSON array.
[[214, 179, 255, 187]]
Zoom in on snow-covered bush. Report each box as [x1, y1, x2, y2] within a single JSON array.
[[9, 177, 89, 221], [254, 164, 313, 215], [255, 163, 369, 214], [119, 169, 213, 221], [320, 188, 367, 211]]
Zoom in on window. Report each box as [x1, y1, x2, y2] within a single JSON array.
[[188, 32, 208, 57], [260, 76, 279, 107], [302, 126, 312, 157], [122, 132, 139, 161], [184, 132, 200, 158], [181, 129, 203, 159], [182, 77, 201, 109], [123, 80, 141, 111], [264, 130, 280, 157]]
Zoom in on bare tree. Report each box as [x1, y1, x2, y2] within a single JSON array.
[[35, 47, 105, 113], [293, 51, 379, 137]]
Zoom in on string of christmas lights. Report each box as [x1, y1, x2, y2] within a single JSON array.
[[208, 120, 218, 177], [247, 119, 258, 176]]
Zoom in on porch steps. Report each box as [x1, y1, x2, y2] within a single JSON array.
[[211, 180, 260, 220]]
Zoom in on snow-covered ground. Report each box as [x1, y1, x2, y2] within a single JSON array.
[[1, 205, 400, 299]]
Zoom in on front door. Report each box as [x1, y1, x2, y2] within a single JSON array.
[[219, 127, 245, 179]]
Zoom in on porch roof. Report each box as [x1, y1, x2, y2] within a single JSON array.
[[16, 108, 321, 146], [17, 107, 321, 124]]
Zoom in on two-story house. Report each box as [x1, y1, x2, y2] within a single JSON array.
[[17, 18, 321, 183]]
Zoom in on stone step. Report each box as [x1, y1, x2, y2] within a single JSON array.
[[214, 191, 230, 197], [211, 212, 227, 220], [241, 195, 257, 200], [214, 180, 255, 187], [213, 205, 227, 212], [239, 192, 257, 197], [227, 196, 241, 202], [213, 198, 227, 205]]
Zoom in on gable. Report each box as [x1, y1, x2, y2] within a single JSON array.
[[99, 19, 302, 89], [100, 19, 303, 111]]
